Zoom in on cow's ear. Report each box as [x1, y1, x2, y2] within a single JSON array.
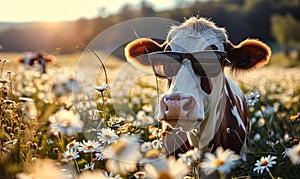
[[16, 56, 24, 63], [45, 55, 56, 63], [226, 39, 271, 70], [125, 38, 166, 70]]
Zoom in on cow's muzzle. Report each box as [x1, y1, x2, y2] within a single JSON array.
[[158, 93, 202, 130]]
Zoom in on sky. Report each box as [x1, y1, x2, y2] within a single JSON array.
[[0, 0, 196, 23]]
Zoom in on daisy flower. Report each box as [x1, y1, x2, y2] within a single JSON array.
[[62, 149, 80, 162], [136, 111, 155, 126], [140, 149, 163, 165], [139, 149, 173, 173], [152, 139, 163, 149], [141, 142, 153, 153], [287, 143, 300, 165], [2, 139, 18, 153], [80, 162, 95, 172], [97, 128, 119, 144], [94, 84, 110, 93], [19, 97, 34, 102], [16, 159, 73, 179], [102, 135, 142, 174], [142, 103, 153, 113], [49, 108, 84, 136], [103, 171, 121, 179], [78, 140, 102, 153], [66, 140, 80, 150], [144, 156, 190, 179], [0, 59, 9, 63], [245, 91, 260, 107], [95, 153, 104, 161], [179, 147, 201, 166], [110, 116, 126, 124], [200, 147, 240, 175], [253, 155, 277, 174]]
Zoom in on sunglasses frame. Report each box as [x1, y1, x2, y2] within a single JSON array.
[[148, 50, 227, 79]]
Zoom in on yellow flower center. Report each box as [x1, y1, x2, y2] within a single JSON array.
[[145, 149, 160, 159], [260, 159, 268, 166], [112, 140, 127, 155], [214, 159, 225, 167], [161, 130, 169, 137], [87, 145, 94, 149], [66, 154, 73, 159], [104, 134, 112, 139], [157, 172, 173, 179], [289, 113, 300, 121], [62, 120, 71, 127], [113, 117, 120, 123]]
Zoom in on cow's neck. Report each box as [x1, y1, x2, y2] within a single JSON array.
[[187, 77, 249, 155], [187, 77, 227, 150]]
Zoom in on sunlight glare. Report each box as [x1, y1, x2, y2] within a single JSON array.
[[0, 0, 183, 23]]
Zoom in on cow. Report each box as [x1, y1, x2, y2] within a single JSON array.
[[16, 51, 56, 73], [124, 17, 271, 177]]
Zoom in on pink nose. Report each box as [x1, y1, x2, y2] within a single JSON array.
[[162, 93, 195, 120]]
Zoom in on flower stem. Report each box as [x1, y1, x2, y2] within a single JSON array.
[[100, 91, 105, 112], [74, 159, 80, 174], [268, 171, 275, 179], [8, 75, 13, 99], [90, 152, 93, 162], [90, 50, 108, 84], [0, 61, 6, 78], [219, 172, 226, 179], [58, 132, 65, 152]]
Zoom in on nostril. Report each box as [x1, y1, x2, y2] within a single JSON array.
[[166, 105, 169, 111], [183, 97, 194, 111], [163, 94, 194, 111]]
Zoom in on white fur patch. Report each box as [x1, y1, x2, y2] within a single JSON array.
[[232, 105, 246, 132]]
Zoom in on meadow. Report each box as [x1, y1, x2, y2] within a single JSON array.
[[0, 51, 299, 179]]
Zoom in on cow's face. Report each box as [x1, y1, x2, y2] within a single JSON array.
[[125, 17, 271, 132]]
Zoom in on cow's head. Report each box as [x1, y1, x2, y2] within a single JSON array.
[[125, 17, 271, 132]]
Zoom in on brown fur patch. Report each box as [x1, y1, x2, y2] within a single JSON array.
[[227, 39, 271, 70], [124, 38, 165, 68]]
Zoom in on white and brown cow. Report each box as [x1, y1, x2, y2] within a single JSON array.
[[125, 16, 270, 166], [16, 51, 56, 73]]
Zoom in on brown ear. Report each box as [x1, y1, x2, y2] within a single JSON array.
[[45, 54, 56, 63], [16, 56, 24, 63], [226, 39, 271, 70], [125, 38, 166, 69]]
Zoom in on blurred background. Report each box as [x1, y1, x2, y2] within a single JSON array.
[[0, 0, 300, 64]]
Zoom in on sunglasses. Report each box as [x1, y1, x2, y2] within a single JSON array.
[[148, 50, 227, 79]]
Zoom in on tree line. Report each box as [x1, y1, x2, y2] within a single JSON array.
[[0, 0, 299, 58]]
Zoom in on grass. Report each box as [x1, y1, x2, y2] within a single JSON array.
[[0, 50, 300, 179], [269, 51, 300, 67]]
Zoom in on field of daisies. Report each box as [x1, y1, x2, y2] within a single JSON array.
[[0, 52, 299, 179]]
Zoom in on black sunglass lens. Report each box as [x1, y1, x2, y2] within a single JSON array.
[[150, 53, 182, 78]]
